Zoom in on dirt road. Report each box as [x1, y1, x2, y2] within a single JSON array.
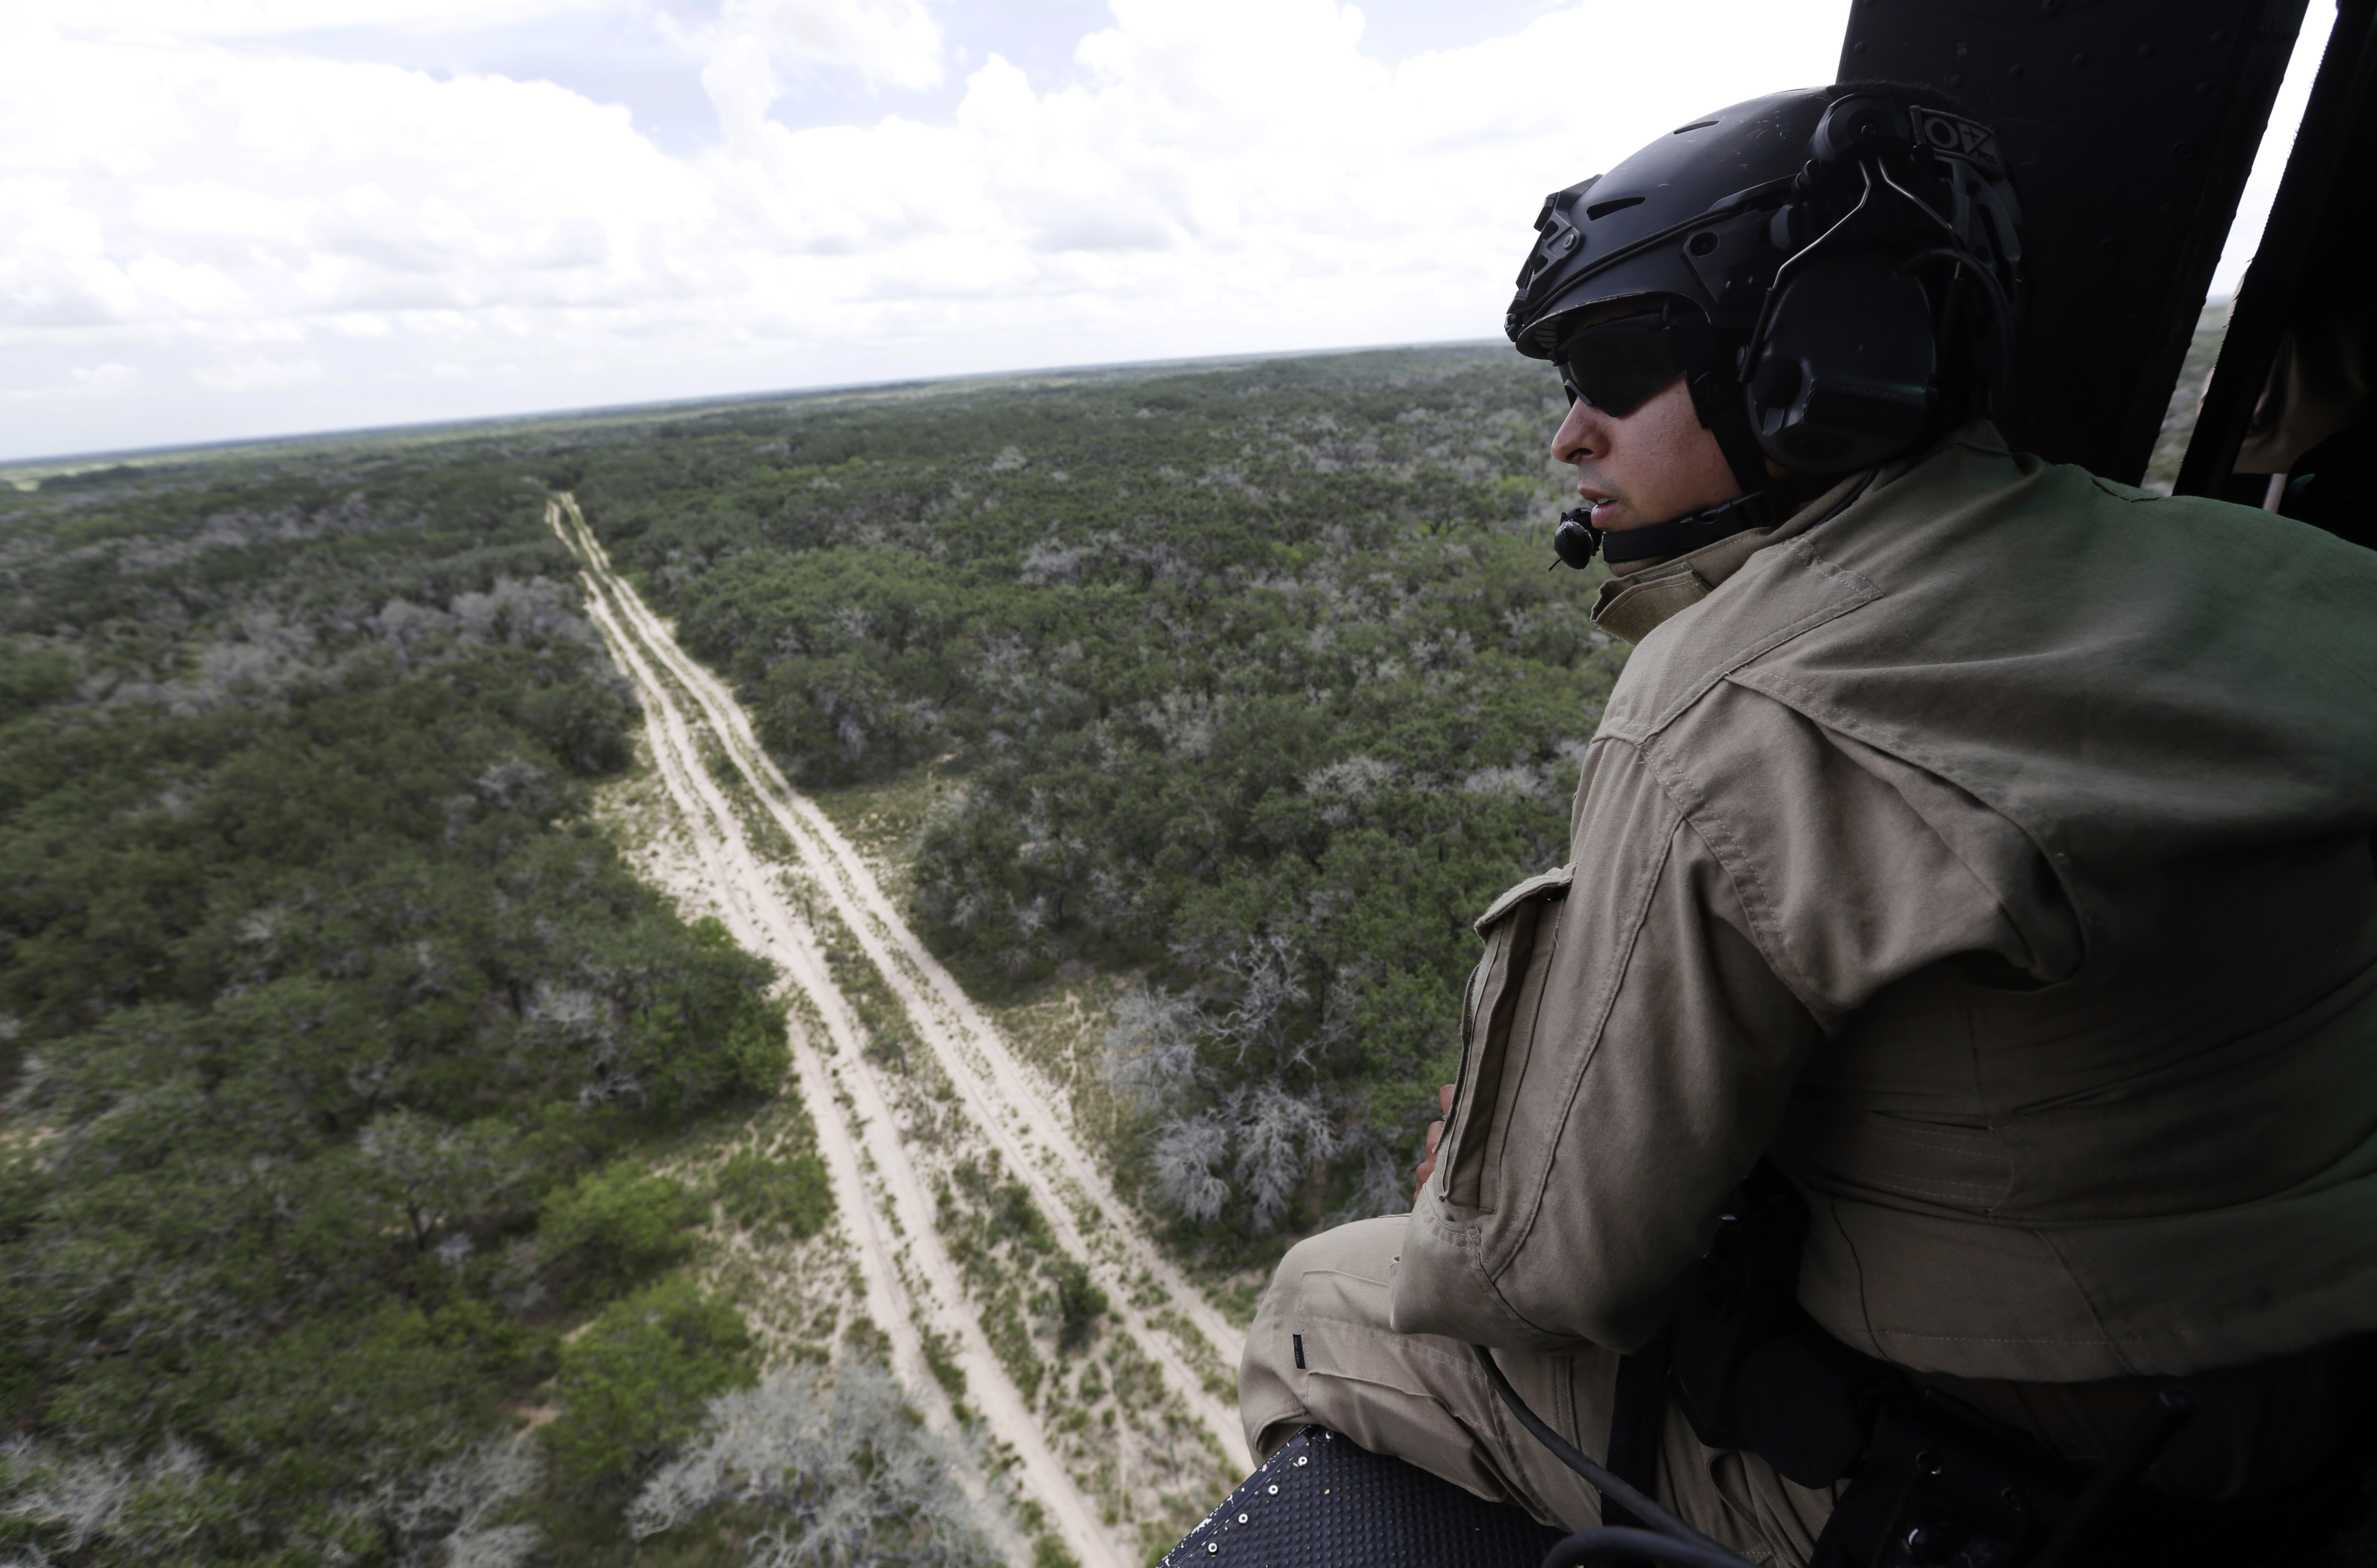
[[549, 497, 1250, 1566]]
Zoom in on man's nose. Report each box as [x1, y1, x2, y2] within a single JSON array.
[[1552, 403, 1600, 464]]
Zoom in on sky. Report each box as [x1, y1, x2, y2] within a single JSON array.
[[0, 0, 2335, 463]]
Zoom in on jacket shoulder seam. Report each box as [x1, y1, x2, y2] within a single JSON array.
[[1599, 538, 1884, 743]]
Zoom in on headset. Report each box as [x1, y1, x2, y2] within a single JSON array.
[[1743, 95, 2022, 472]]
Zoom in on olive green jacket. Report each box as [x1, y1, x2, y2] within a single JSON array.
[[1390, 422, 2377, 1381]]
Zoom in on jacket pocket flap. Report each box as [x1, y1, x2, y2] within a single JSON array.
[[1472, 865, 1575, 935]]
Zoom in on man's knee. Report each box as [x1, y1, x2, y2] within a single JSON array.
[[1233, 1217, 1833, 1560], [1251, 1217, 1406, 1340], [1240, 1216, 1409, 1458]]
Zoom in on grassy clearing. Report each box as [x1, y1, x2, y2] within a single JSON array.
[[811, 763, 968, 910]]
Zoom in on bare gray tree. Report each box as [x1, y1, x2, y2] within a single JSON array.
[[629, 1359, 994, 1568]]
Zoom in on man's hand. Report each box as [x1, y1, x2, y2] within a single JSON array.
[[1413, 1083, 1456, 1204]]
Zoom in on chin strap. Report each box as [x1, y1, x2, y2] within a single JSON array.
[[1602, 489, 1787, 563], [1551, 487, 1784, 570], [1553, 470, 1870, 573]]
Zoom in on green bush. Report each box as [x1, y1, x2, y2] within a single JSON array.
[[543, 1279, 755, 1490], [619, 919, 791, 1109], [1034, 1533, 1083, 1568], [1043, 1257, 1108, 1352], [195, 1304, 501, 1504], [713, 1149, 833, 1241], [538, 1163, 707, 1302]]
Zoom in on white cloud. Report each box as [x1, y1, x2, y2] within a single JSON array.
[[0, 362, 143, 402], [1, 0, 1872, 457], [192, 351, 329, 391], [684, 0, 948, 137], [74, 363, 144, 396], [52, 0, 612, 39]]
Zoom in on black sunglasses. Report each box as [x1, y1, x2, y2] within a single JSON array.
[[1554, 311, 1688, 419]]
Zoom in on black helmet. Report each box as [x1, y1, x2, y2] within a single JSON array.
[[1509, 85, 2024, 481]]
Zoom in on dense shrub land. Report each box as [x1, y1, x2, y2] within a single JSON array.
[[569, 345, 1624, 1241], [0, 458, 798, 1562]]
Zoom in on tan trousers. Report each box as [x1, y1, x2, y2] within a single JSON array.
[[1238, 1217, 1843, 1567], [1242, 1219, 2377, 1568]]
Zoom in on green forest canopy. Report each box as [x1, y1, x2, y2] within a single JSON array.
[[0, 452, 788, 1564]]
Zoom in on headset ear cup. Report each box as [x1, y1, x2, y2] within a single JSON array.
[[1746, 252, 1938, 472]]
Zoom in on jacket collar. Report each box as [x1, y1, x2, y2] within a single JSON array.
[[1586, 425, 2000, 645]]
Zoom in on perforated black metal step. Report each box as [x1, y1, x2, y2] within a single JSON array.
[[1161, 1426, 1567, 1568], [1166, 1424, 2377, 1568]]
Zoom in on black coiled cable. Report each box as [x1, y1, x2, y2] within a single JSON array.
[[1472, 1345, 1763, 1568]]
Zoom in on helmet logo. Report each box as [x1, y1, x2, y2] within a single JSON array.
[[1908, 108, 2005, 177]]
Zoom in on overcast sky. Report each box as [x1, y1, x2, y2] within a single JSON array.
[[0, 0, 2333, 463]]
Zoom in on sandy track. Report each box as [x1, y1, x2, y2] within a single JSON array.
[[553, 506, 1121, 1568], [551, 498, 1253, 1472]]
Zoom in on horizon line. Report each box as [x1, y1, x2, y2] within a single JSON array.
[[0, 336, 1510, 481]]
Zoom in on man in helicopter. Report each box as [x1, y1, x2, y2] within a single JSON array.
[[1237, 83, 2377, 1568]]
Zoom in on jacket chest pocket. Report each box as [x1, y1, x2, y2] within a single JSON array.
[[1440, 866, 1574, 1215]]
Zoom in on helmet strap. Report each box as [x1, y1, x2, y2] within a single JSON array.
[[1660, 301, 1774, 496], [1551, 470, 1841, 572], [1599, 487, 1784, 564]]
